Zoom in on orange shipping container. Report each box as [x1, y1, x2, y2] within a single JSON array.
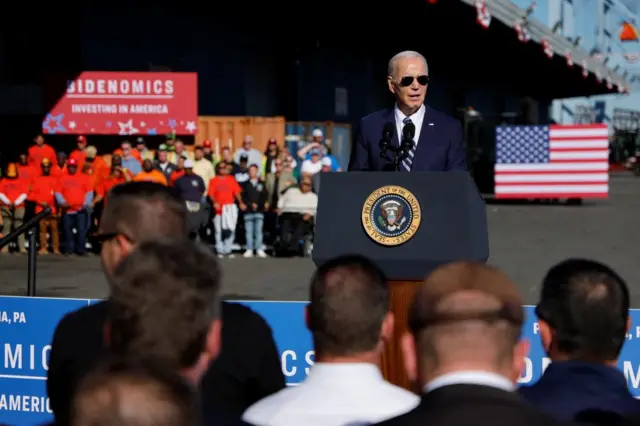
[[196, 116, 285, 154]]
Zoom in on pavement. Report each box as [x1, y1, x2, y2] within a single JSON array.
[[1, 173, 639, 305]]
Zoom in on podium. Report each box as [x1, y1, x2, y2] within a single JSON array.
[[312, 171, 489, 390]]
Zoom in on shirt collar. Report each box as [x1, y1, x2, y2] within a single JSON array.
[[424, 370, 515, 394], [306, 362, 384, 384], [394, 104, 425, 126]]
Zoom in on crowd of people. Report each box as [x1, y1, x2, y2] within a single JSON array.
[[0, 128, 341, 257], [24, 180, 638, 426]]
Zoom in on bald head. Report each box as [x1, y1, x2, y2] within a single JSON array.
[[408, 262, 524, 375]]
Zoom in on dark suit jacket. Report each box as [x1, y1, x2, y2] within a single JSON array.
[[348, 106, 467, 172], [47, 301, 285, 425], [519, 361, 640, 421], [374, 384, 569, 426]]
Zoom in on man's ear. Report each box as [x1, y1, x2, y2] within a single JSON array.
[[387, 76, 396, 95], [204, 319, 222, 361], [401, 332, 418, 384], [117, 234, 134, 257], [512, 339, 530, 383], [380, 312, 395, 345], [538, 319, 553, 353]]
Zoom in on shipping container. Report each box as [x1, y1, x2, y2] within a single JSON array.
[[285, 121, 352, 170], [197, 116, 285, 154]]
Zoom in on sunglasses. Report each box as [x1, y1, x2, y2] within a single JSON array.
[[397, 75, 430, 87]]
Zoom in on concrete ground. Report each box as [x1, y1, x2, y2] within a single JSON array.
[[0, 174, 638, 305]]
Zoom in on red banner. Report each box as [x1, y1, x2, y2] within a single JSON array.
[[42, 71, 198, 135]]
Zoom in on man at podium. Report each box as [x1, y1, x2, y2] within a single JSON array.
[[348, 51, 467, 172]]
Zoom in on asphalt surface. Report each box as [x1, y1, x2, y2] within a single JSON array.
[[0, 173, 638, 305]]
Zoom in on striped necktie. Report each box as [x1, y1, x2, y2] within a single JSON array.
[[401, 117, 416, 172]]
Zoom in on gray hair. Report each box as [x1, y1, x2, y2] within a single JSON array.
[[387, 51, 429, 77]]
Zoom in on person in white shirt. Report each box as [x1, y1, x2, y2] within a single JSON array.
[[242, 255, 419, 426], [234, 136, 263, 174], [192, 146, 215, 191], [372, 263, 560, 426], [300, 148, 323, 176]]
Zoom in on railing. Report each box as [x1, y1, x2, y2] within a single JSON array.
[[0, 207, 52, 296]]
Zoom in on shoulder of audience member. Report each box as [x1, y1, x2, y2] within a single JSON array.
[[242, 387, 297, 423], [222, 301, 272, 332], [55, 301, 108, 336]]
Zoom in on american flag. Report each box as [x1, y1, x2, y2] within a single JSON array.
[[495, 125, 609, 199]]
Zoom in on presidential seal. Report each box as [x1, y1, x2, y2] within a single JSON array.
[[361, 185, 422, 246]]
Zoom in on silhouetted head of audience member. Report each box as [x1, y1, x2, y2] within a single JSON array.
[[98, 182, 187, 276], [404, 262, 526, 387], [71, 357, 199, 426], [536, 258, 630, 364], [107, 239, 222, 385], [307, 254, 391, 362]]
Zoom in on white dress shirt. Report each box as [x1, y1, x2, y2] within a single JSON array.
[[243, 363, 419, 426], [394, 104, 425, 146], [424, 370, 515, 394]]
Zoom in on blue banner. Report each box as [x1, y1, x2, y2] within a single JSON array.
[[1, 296, 640, 425]]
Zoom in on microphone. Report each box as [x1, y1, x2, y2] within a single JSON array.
[[402, 122, 415, 141], [379, 122, 395, 158]]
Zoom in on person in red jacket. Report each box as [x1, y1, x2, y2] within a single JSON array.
[[28, 134, 56, 166], [29, 158, 61, 254], [0, 164, 30, 253], [55, 158, 94, 255]]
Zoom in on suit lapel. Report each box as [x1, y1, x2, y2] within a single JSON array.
[[411, 105, 434, 171], [384, 108, 400, 149]]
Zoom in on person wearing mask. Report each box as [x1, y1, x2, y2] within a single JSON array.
[[235, 155, 250, 183], [47, 182, 285, 425], [29, 158, 61, 254], [0, 163, 29, 253], [17, 153, 39, 181], [174, 160, 206, 240], [234, 136, 263, 174], [55, 158, 94, 256], [69, 135, 88, 169], [243, 255, 419, 425], [119, 141, 142, 176], [27, 133, 56, 166], [135, 137, 154, 161], [520, 259, 640, 420], [208, 162, 244, 258], [52, 152, 67, 178], [374, 262, 563, 426], [170, 157, 186, 184], [133, 159, 168, 185], [262, 138, 280, 176], [154, 144, 177, 180], [240, 164, 269, 258], [193, 146, 215, 191]]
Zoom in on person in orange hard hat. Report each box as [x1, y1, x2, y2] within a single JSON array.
[[0, 163, 30, 253], [29, 158, 61, 254]]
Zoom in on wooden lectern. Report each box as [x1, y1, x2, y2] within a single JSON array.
[[312, 171, 489, 390]]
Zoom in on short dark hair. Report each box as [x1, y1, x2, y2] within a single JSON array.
[[101, 182, 187, 242], [536, 258, 629, 360], [108, 239, 222, 369], [308, 254, 388, 357], [72, 357, 199, 426]]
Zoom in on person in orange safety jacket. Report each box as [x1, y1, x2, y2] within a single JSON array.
[[0, 163, 30, 253], [55, 158, 93, 256], [29, 158, 61, 254]]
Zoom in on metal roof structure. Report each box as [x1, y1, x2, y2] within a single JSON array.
[[459, 0, 631, 92]]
